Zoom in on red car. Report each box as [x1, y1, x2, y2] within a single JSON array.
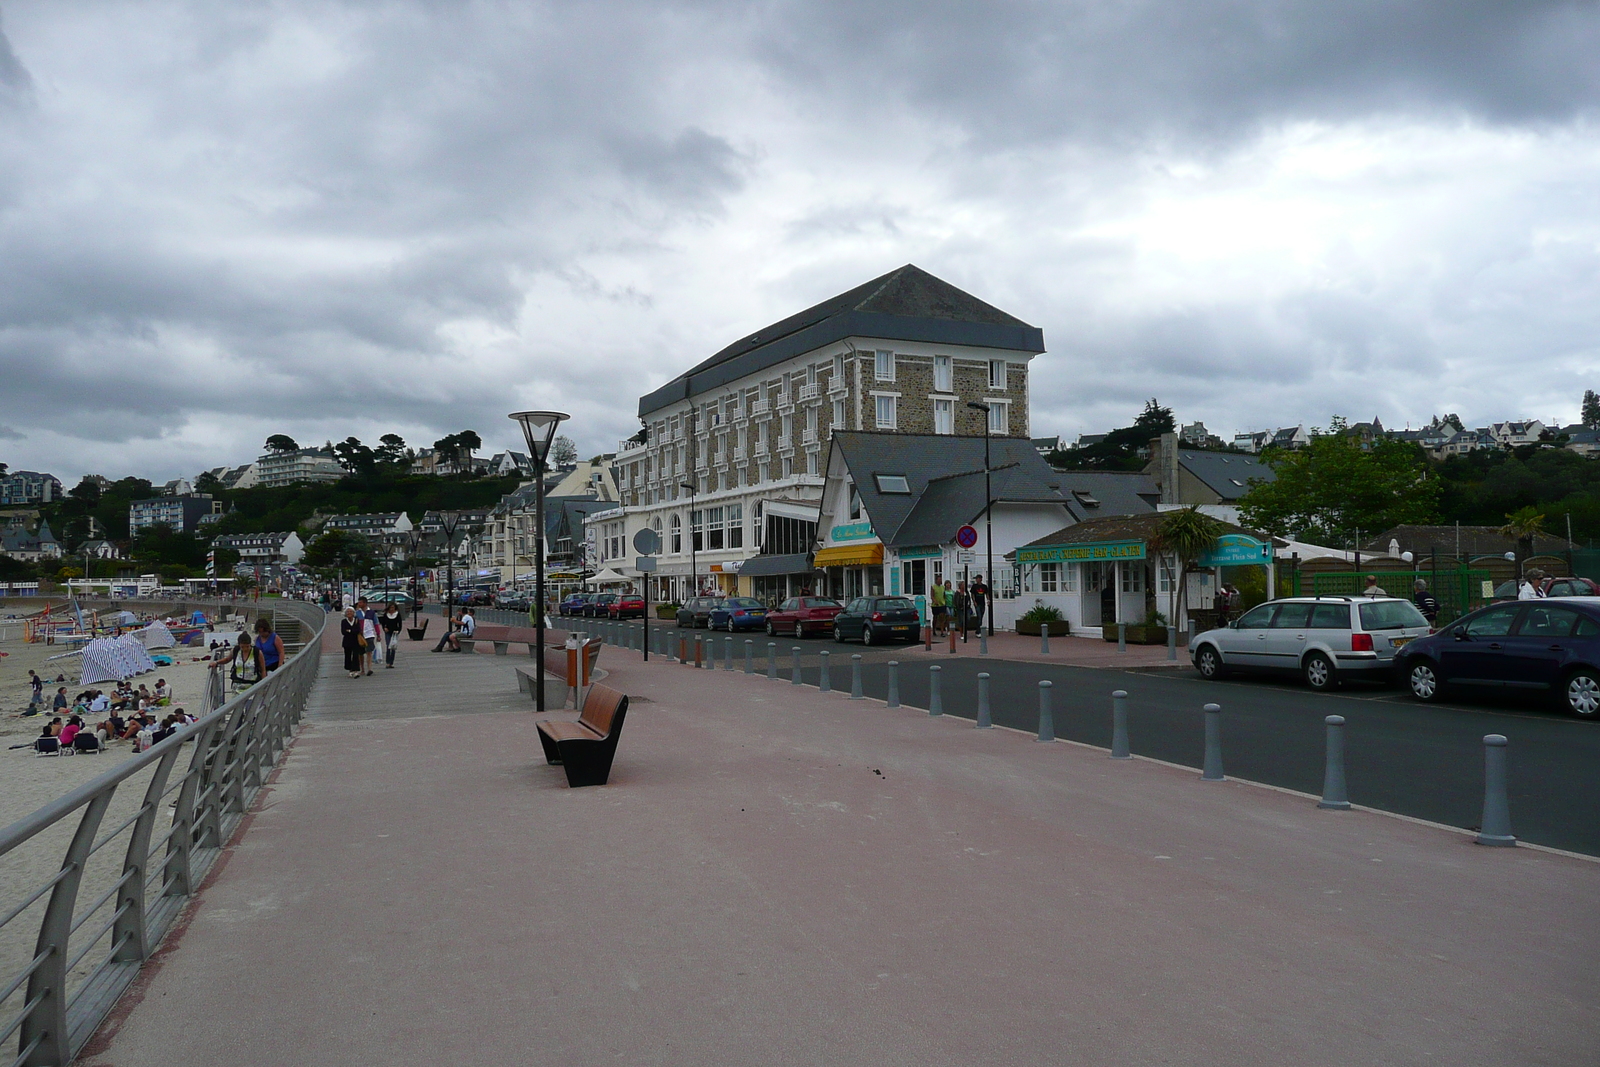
[[764, 596, 845, 638], [608, 594, 646, 620]]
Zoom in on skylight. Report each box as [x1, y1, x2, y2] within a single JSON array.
[[874, 474, 911, 494]]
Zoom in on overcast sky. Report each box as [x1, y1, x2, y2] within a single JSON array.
[[2, 1, 1599, 486]]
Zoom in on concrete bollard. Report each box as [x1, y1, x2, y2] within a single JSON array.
[[1041, 621, 1049, 655], [1111, 690, 1130, 759], [850, 655, 863, 699], [744, 639, 753, 675], [767, 642, 777, 680], [792, 646, 803, 685], [695, 634, 704, 669], [1117, 622, 1126, 653], [980, 631, 988, 656], [724, 636, 734, 670], [1476, 734, 1516, 846], [1187, 619, 1198, 644], [1036, 680, 1054, 742], [819, 650, 831, 692], [929, 665, 943, 716], [976, 673, 992, 728], [1167, 625, 1177, 661], [886, 661, 900, 707], [1201, 703, 1224, 780], [1318, 715, 1351, 810], [706, 633, 716, 669]]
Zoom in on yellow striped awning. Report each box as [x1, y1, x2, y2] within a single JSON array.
[[813, 544, 885, 568]]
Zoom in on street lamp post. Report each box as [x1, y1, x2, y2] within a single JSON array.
[[966, 401, 994, 637], [680, 482, 698, 600], [438, 511, 463, 639], [511, 410, 570, 715], [404, 529, 423, 628]]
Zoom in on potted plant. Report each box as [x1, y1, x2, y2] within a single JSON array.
[[655, 601, 681, 620], [1106, 609, 1169, 644], [1015, 601, 1067, 636]]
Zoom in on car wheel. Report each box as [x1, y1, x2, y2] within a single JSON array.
[[727, 618, 736, 633], [1194, 644, 1225, 680], [833, 623, 846, 643], [795, 622, 805, 639], [1303, 652, 1337, 691], [1407, 660, 1442, 702], [766, 620, 776, 636], [1563, 668, 1600, 717], [862, 624, 876, 646]]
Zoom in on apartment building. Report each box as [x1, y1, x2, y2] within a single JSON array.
[[587, 264, 1045, 600], [129, 494, 221, 535], [255, 448, 343, 488]]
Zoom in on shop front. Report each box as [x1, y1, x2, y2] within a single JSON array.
[[814, 542, 885, 601]]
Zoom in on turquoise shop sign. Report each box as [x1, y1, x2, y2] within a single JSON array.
[[897, 546, 943, 559], [1016, 540, 1146, 565], [1199, 534, 1273, 568], [830, 521, 875, 543]]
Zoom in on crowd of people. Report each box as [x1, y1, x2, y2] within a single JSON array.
[[339, 598, 408, 677]]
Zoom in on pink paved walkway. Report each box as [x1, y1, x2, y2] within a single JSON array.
[[83, 644, 1599, 1066]]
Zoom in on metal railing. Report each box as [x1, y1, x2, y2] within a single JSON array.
[[0, 600, 325, 1066]]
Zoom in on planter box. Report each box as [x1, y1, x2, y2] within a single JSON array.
[[655, 604, 681, 620], [1016, 619, 1067, 636], [407, 621, 430, 640], [1101, 624, 1169, 645]]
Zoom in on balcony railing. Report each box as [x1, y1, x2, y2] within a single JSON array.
[[617, 437, 647, 455], [802, 429, 818, 445], [755, 441, 769, 456], [749, 400, 769, 417], [732, 447, 747, 462], [798, 383, 820, 401]]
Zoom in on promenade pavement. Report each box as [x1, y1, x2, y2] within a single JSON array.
[[83, 629, 1599, 1066]]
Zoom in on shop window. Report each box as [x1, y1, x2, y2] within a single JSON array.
[[1158, 558, 1176, 594], [1040, 563, 1060, 592], [706, 507, 724, 550], [728, 504, 743, 549], [1121, 564, 1144, 593]]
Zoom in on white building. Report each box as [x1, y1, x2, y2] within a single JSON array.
[[256, 448, 343, 488], [585, 265, 1046, 601], [212, 531, 305, 567]]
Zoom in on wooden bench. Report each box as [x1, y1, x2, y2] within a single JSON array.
[[536, 683, 628, 787]]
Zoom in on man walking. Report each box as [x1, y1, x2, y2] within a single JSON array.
[[969, 575, 989, 636], [1413, 579, 1440, 624], [930, 578, 948, 636]]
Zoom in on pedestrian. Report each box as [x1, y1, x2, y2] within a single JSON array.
[[380, 602, 403, 668], [340, 607, 364, 678], [1361, 574, 1388, 597], [969, 575, 989, 635], [1413, 579, 1440, 624], [254, 617, 286, 674], [28, 670, 43, 707], [1518, 568, 1547, 600], [954, 580, 969, 635], [356, 598, 378, 675], [929, 578, 948, 636]]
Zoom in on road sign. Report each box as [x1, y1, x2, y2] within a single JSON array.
[[956, 525, 979, 548], [633, 528, 661, 555], [957, 550, 976, 565], [636, 556, 658, 573]]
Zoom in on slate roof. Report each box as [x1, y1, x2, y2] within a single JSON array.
[[1362, 525, 1577, 557], [830, 432, 1070, 549], [1019, 512, 1270, 551], [640, 265, 1044, 416], [1175, 450, 1274, 501], [1052, 471, 1160, 521]]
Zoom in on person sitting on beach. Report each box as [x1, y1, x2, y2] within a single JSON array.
[[96, 713, 126, 743], [117, 715, 149, 742], [52, 687, 69, 714], [154, 679, 171, 704], [58, 716, 81, 748], [46, 717, 63, 737], [71, 727, 100, 753]]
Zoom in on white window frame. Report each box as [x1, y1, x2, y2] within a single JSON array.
[[933, 354, 952, 393], [875, 349, 895, 383], [988, 359, 1007, 390], [728, 503, 743, 549], [984, 399, 1009, 435], [875, 394, 898, 430], [933, 397, 954, 435], [832, 398, 845, 428]]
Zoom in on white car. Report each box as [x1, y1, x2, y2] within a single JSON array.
[[1189, 596, 1433, 690]]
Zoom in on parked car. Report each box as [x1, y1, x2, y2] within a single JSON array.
[[583, 593, 619, 618], [363, 591, 416, 606], [608, 594, 646, 620], [765, 596, 844, 637], [707, 597, 769, 632], [1189, 596, 1432, 690], [675, 596, 724, 628], [1395, 597, 1600, 716], [832, 596, 920, 645], [560, 593, 593, 616], [1491, 576, 1600, 601], [497, 595, 530, 612]]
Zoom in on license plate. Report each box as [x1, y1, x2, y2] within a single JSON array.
[[891, 625, 910, 632], [1391, 637, 1411, 648]]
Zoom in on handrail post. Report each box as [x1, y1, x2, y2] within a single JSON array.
[[113, 745, 183, 963], [21, 791, 115, 1067]]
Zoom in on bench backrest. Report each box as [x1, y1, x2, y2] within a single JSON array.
[[543, 647, 568, 680], [578, 684, 627, 737]]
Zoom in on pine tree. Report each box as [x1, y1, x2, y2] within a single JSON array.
[[1582, 389, 1600, 429]]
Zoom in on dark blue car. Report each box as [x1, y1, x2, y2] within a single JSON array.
[[1395, 597, 1600, 716], [707, 597, 768, 632]]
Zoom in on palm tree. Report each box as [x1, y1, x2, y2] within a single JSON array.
[[1499, 506, 1546, 571], [1152, 506, 1222, 628]]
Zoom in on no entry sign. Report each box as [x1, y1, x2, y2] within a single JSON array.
[[956, 525, 978, 548]]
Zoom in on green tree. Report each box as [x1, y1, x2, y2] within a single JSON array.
[[1048, 399, 1178, 471], [1152, 506, 1221, 625], [195, 470, 225, 495], [550, 435, 578, 469], [302, 529, 375, 576], [375, 434, 410, 469], [265, 434, 299, 453], [1238, 425, 1439, 544], [1583, 390, 1600, 430], [1499, 505, 1547, 558], [332, 436, 377, 476]]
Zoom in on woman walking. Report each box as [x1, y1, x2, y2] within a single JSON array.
[[357, 599, 379, 675], [340, 607, 363, 678], [254, 617, 286, 675], [380, 602, 403, 668]]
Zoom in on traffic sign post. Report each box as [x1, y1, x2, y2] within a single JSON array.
[[633, 529, 661, 661], [956, 527, 978, 643]]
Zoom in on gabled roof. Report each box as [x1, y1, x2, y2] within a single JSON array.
[[828, 432, 1069, 548], [1019, 512, 1270, 551], [640, 265, 1043, 416], [1175, 450, 1274, 501], [1362, 525, 1577, 556], [1051, 471, 1160, 520]]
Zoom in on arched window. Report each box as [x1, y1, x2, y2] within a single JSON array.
[[670, 514, 682, 554]]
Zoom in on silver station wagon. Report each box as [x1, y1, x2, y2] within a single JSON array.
[[1189, 596, 1433, 690]]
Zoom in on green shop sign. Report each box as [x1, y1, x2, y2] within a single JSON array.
[[1017, 540, 1146, 565], [830, 521, 876, 543], [896, 546, 943, 560], [1198, 534, 1273, 568]]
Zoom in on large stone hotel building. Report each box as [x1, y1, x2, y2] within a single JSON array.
[[585, 264, 1045, 601]]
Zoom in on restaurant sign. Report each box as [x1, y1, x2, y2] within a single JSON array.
[[1198, 534, 1273, 568], [1016, 539, 1146, 565], [830, 521, 876, 543]]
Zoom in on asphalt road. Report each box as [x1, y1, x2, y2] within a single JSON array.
[[595, 617, 1600, 856]]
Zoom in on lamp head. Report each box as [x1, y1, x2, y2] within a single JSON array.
[[966, 401, 990, 413], [508, 410, 570, 469], [679, 482, 696, 493]]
